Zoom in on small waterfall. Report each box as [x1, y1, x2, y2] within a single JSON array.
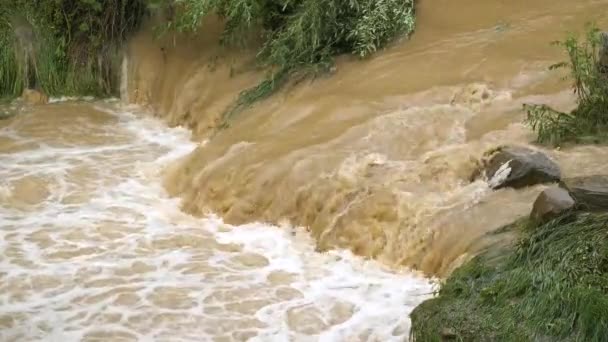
[[0, 103, 434, 340], [120, 51, 129, 104]]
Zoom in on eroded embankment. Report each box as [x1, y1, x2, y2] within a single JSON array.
[[125, 0, 608, 276]]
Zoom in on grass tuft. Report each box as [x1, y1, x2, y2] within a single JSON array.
[[525, 24, 608, 146]]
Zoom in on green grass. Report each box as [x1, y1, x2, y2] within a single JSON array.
[[0, 21, 23, 97], [410, 213, 608, 341], [0, 24, 105, 98], [0, 1, 146, 99], [525, 24, 608, 146]]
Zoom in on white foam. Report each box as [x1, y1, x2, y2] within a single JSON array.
[[0, 103, 435, 341], [48, 96, 96, 103], [488, 160, 513, 189]]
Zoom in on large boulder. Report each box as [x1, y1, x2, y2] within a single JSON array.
[[479, 146, 561, 189], [530, 186, 575, 224], [561, 175, 608, 211], [21, 88, 49, 105]]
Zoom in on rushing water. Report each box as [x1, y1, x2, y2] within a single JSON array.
[[125, 0, 608, 276], [6, 1, 608, 341], [0, 102, 433, 341]]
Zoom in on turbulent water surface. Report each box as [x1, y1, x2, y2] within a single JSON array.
[[127, 0, 608, 276], [0, 102, 433, 341], [6, 0, 608, 341]]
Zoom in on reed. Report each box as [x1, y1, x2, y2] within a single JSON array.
[[0, 0, 146, 99], [525, 24, 608, 145]]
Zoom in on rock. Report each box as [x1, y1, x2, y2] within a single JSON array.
[[480, 146, 561, 189], [21, 89, 49, 105], [561, 175, 608, 211], [530, 186, 575, 224]]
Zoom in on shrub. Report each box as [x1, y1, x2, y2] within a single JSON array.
[[525, 25, 608, 145], [168, 0, 416, 116]]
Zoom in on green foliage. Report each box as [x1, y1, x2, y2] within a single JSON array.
[[0, 12, 22, 98], [525, 24, 608, 145], [0, 0, 146, 98], [411, 213, 608, 341], [169, 0, 415, 116]]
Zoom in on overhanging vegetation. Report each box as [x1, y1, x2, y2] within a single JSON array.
[[1, 0, 416, 109], [158, 0, 416, 118]]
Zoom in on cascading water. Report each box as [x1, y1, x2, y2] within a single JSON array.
[[125, 0, 608, 276], [0, 102, 433, 341], [6, 0, 608, 341]]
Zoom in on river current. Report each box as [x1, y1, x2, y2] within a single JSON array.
[[0, 101, 433, 341]]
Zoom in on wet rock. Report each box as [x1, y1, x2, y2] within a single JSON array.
[[561, 175, 608, 211], [21, 89, 49, 105], [530, 186, 575, 224], [479, 146, 561, 189]]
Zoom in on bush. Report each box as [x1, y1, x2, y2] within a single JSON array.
[[525, 25, 608, 145], [168, 0, 416, 117], [410, 213, 608, 341], [1, 0, 416, 106]]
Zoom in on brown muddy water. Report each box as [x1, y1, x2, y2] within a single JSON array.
[[4, 0, 608, 341], [0, 101, 432, 341], [128, 0, 608, 275]]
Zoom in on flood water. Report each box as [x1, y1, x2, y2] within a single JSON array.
[[0, 102, 433, 341], [127, 0, 608, 276], [5, 0, 608, 341]]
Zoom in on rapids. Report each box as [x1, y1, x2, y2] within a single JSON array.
[[0, 102, 433, 341], [126, 0, 608, 276], [4, 0, 608, 341]]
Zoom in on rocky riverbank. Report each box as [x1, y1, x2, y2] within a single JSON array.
[[410, 146, 608, 341]]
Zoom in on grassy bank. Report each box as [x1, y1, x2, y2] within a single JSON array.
[[0, 0, 146, 99], [410, 213, 608, 341], [2, 0, 416, 110]]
